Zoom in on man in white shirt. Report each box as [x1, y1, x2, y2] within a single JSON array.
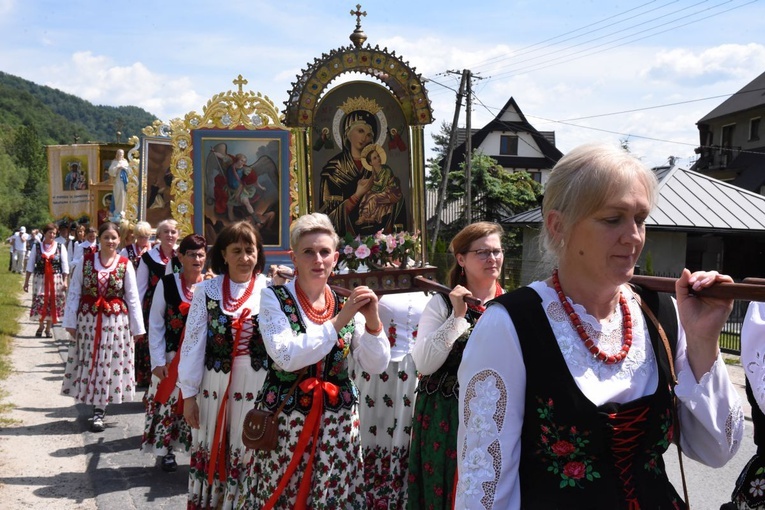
[[11, 226, 29, 273]]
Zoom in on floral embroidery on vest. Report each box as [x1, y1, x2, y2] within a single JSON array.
[[535, 397, 602, 489]]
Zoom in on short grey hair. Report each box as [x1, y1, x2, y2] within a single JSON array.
[[540, 143, 658, 268], [289, 212, 340, 250], [155, 219, 178, 236], [134, 221, 152, 237]]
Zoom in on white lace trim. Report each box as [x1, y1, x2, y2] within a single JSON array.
[[458, 370, 506, 509], [529, 281, 656, 391], [430, 314, 469, 353]]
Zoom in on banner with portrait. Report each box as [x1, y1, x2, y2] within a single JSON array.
[[47, 144, 99, 223]]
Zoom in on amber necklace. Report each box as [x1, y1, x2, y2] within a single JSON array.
[[295, 280, 335, 324], [222, 273, 255, 312], [552, 269, 632, 365]]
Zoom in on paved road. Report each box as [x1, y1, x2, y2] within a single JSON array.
[[0, 302, 757, 509]]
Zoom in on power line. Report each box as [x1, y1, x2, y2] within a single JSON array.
[[471, 0, 681, 73], [486, 0, 753, 81]]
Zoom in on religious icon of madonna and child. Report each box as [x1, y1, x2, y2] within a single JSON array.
[[314, 92, 410, 237]]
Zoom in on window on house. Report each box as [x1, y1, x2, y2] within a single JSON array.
[[528, 171, 542, 183], [750, 118, 761, 141], [721, 124, 735, 148], [499, 135, 518, 156]]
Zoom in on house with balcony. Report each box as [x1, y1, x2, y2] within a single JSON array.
[[692, 70, 765, 194]]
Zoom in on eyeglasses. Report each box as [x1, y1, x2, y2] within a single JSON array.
[[184, 252, 206, 259], [467, 248, 504, 260]]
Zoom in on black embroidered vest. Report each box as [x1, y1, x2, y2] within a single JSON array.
[[160, 273, 185, 353], [256, 285, 357, 416], [416, 293, 483, 400], [202, 287, 258, 374], [33, 242, 64, 274], [493, 286, 684, 509]]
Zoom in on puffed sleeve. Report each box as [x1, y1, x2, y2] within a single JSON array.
[[178, 280, 210, 398], [25, 244, 38, 273], [148, 278, 168, 369], [60, 244, 69, 275], [411, 293, 470, 375], [456, 303, 525, 509], [672, 297, 743, 467], [258, 284, 337, 372], [123, 262, 145, 336], [742, 302, 765, 412], [62, 259, 83, 330], [349, 312, 390, 375], [136, 253, 150, 303]]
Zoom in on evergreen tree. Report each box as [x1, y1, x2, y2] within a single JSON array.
[[7, 125, 51, 228]]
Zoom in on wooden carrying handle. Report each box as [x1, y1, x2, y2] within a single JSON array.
[[275, 269, 483, 306], [630, 275, 765, 301]]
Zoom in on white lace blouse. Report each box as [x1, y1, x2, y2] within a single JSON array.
[[147, 274, 199, 370], [455, 280, 744, 509], [177, 274, 267, 398], [741, 302, 765, 412], [411, 293, 471, 375], [258, 280, 390, 375]]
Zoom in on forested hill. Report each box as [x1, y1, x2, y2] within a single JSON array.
[[0, 71, 158, 145]]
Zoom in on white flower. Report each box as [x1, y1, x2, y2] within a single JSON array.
[[343, 245, 354, 255], [468, 413, 494, 438], [749, 478, 765, 497], [474, 377, 500, 401]]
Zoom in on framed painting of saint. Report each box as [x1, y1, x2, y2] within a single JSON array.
[[192, 129, 291, 250]]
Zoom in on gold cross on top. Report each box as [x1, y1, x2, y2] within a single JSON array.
[[350, 4, 366, 27], [233, 75, 248, 94]]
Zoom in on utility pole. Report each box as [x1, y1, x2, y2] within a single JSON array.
[[431, 71, 468, 253], [465, 69, 473, 224]]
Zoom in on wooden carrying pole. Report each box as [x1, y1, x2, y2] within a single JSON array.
[[630, 275, 765, 302]]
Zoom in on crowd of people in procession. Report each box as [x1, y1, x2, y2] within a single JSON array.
[[9, 142, 765, 509]]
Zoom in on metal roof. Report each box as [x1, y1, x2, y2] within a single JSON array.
[[504, 165, 765, 233]]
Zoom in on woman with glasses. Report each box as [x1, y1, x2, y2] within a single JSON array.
[[408, 222, 505, 510], [140, 233, 206, 472]]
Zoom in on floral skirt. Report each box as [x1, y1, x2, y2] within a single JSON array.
[[140, 351, 192, 456], [407, 390, 458, 510], [134, 334, 152, 388], [60, 311, 135, 407], [187, 356, 265, 510], [29, 272, 66, 321], [352, 354, 417, 509], [236, 406, 365, 509], [729, 453, 765, 509]]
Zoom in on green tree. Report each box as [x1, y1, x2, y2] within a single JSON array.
[[448, 150, 542, 253], [7, 125, 51, 228], [425, 121, 452, 190]]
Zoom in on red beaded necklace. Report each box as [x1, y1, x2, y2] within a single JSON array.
[[295, 281, 335, 324], [466, 281, 504, 314], [551, 269, 632, 365], [222, 273, 255, 312], [158, 246, 173, 264], [179, 273, 199, 301]]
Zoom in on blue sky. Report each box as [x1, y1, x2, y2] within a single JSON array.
[[1, 0, 764, 167]]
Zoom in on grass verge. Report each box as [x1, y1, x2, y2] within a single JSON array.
[[0, 251, 23, 425]]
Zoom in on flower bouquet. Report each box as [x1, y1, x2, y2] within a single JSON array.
[[338, 230, 420, 272]]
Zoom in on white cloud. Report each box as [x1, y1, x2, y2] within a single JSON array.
[[0, 0, 14, 17], [643, 43, 765, 85], [42, 51, 204, 121]]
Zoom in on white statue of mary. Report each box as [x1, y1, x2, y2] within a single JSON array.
[[108, 149, 129, 218]]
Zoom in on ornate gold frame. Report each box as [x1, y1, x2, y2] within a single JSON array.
[[137, 76, 300, 238]]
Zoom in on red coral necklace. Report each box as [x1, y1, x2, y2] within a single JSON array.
[[179, 273, 199, 301], [223, 273, 255, 311], [467, 281, 504, 314], [551, 269, 632, 364], [295, 281, 335, 324]]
